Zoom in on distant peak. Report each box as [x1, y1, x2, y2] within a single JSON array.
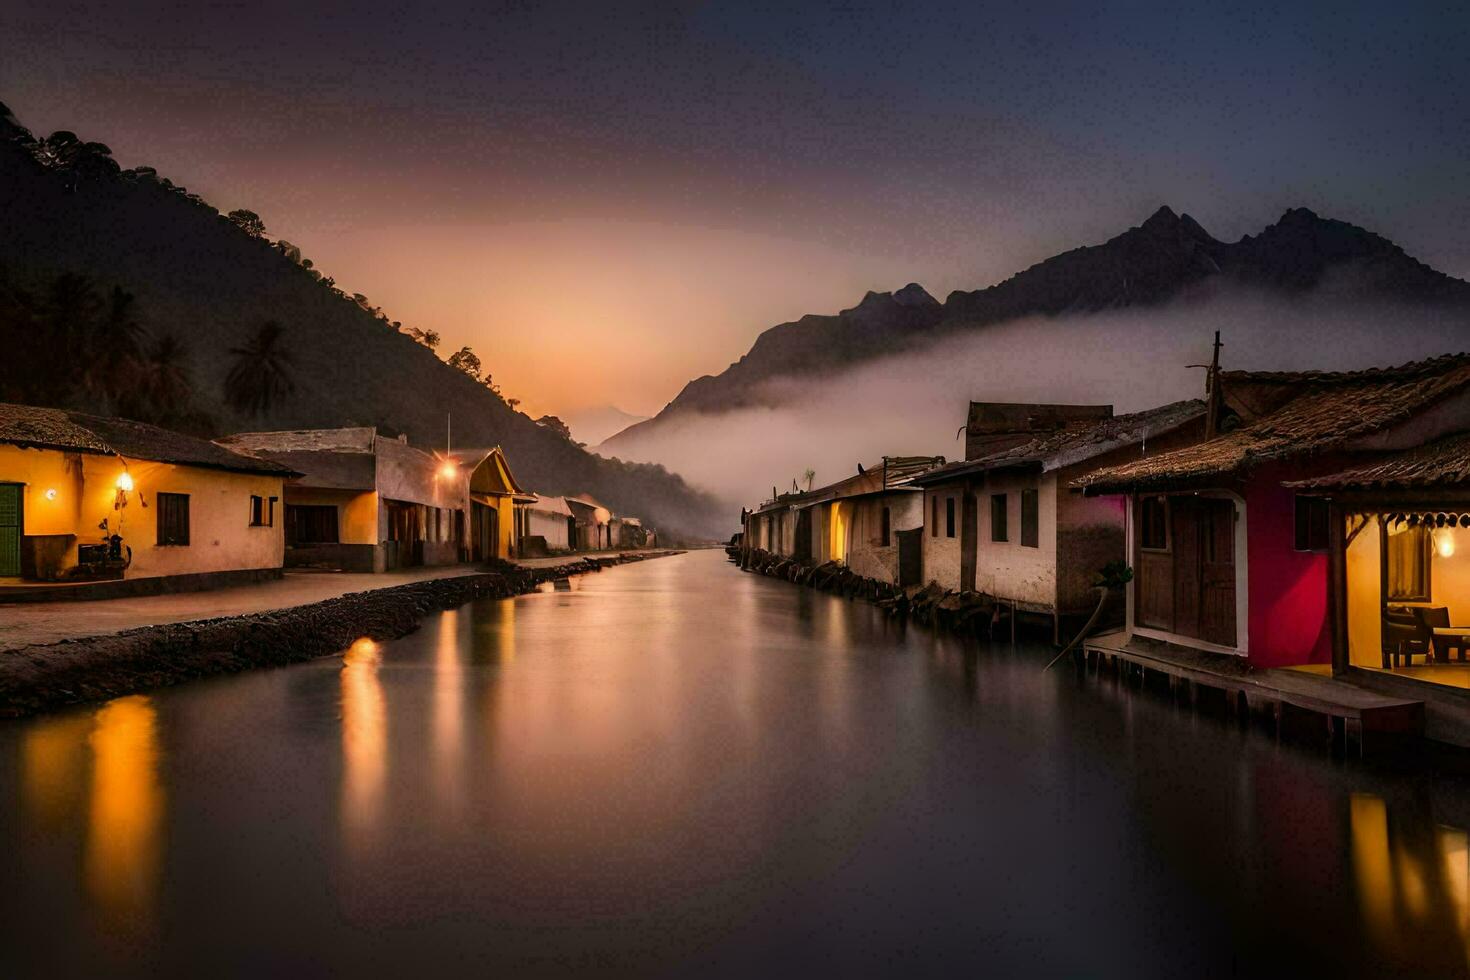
[[1279, 207, 1322, 225], [893, 282, 938, 307], [1140, 205, 1179, 231]]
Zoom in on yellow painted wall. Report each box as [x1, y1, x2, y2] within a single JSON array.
[[0, 444, 285, 579], [1349, 521, 1470, 669], [1346, 515, 1383, 668], [284, 487, 380, 545]]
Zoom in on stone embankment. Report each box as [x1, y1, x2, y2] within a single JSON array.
[[739, 548, 1005, 633], [0, 551, 679, 718]]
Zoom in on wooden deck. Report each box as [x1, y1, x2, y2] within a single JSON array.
[[1081, 630, 1425, 753]]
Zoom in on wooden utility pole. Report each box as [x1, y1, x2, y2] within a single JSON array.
[[1204, 331, 1224, 438]]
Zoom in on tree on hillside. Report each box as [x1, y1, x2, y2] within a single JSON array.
[[227, 209, 266, 238], [447, 346, 483, 381], [225, 321, 295, 416], [135, 333, 195, 424], [402, 325, 440, 349], [536, 415, 573, 440]]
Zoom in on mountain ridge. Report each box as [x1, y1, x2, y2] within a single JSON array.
[[603, 205, 1470, 449]]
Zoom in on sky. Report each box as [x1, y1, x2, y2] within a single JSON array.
[[4, 1, 1468, 420]]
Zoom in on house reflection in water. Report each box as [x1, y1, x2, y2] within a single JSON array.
[[1350, 791, 1470, 971], [340, 637, 387, 850], [86, 696, 163, 926]]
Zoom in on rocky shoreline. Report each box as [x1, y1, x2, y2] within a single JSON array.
[[0, 551, 681, 718]]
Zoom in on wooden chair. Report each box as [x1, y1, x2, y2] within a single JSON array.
[[1384, 606, 1427, 668]]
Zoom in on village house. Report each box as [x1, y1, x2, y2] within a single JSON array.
[[744, 456, 944, 586], [521, 494, 577, 555], [911, 401, 1206, 638], [1076, 354, 1470, 674], [0, 402, 296, 592], [449, 446, 534, 562], [567, 496, 613, 550], [217, 427, 469, 572]]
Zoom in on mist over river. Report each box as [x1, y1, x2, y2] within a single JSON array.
[[4, 550, 1470, 977]]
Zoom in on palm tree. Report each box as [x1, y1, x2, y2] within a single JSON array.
[[135, 333, 194, 424], [225, 321, 295, 417]]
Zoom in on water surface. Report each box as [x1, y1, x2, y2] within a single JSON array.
[[3, 550, 1470, 976]]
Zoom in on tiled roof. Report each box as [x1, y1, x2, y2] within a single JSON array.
[[0, 402, 297, 476], [1077, 354, 1470, 493], [1286, 431, 1470, 490]]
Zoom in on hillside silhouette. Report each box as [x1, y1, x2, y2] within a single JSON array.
[[0, 102, 723, 540]]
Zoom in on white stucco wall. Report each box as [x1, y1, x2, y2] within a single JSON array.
[[922, 485, 964, 590], [974, 470, 1056, 608]]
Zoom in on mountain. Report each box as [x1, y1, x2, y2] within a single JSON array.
[[604, 205, 1470, 454], [561, 404, 648, 447], [0, 102, 723, 541]]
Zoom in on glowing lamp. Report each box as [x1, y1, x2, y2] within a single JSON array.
[[115, 471, 134, 492], [439, 462, 459, 479], [44, 488, 57, 501], [1438, 531, 1456, 559]]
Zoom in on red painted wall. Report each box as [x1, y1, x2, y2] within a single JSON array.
[[1244, 462, 1335, 668]]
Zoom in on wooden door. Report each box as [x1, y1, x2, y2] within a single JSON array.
[[0, 483, 20, 577], [1171, 498, 1203, 640], [1138, 495, 1236, 647], [960, 490, 978, 592], [1199, 499, 1237, 646], [897, 528, 923, 587]]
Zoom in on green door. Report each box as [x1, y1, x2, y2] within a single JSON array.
[[0, 483, 20, 577]]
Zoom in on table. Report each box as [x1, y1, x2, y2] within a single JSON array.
[[1432, 627, 1470, 663]]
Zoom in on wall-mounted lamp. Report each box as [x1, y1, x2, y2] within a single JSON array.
[[44, 488, 57, 501], [115, 471, 134, 492], [1438, 528, 1456, 559]]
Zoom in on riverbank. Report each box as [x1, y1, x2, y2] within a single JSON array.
[[0, 550, 681, 718]]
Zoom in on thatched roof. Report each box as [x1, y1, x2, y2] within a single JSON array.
[[0, 402, 297, 476], [915, 400, 1203, 485], [1286, 431, 1470, 490], [1077, 354, 1470, 494]]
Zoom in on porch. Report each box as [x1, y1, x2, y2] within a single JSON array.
[[1082, 629, 1424, 753]]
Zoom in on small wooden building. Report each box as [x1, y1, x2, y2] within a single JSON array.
[[912, 400, 1205, 636], [1, 403, 295, 589], [219, 427, 469, 572], [1077, 355, 1470, 668]]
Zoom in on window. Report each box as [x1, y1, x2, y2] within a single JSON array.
[[156, 492, 190, 546], [1021, 488, 1039, 548], [249, 494, 276, 527], [931, 495, 939, 537], [1140, 495, 1168, 550], [945, 497, 956, 538], [1387, 524, 1432, 602], [1294, 496, 1329, 552], [880, 506, 891, 547], [286, 504, 338, 545], [991, 493, 1008, 542]]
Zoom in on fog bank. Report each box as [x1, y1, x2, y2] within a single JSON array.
[[598, 290, 1470, 519]]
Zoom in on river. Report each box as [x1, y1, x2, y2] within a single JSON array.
[[3, 549, 1470, 976]]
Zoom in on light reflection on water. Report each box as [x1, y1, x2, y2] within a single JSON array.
[[4, 551, 1470, 975]]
